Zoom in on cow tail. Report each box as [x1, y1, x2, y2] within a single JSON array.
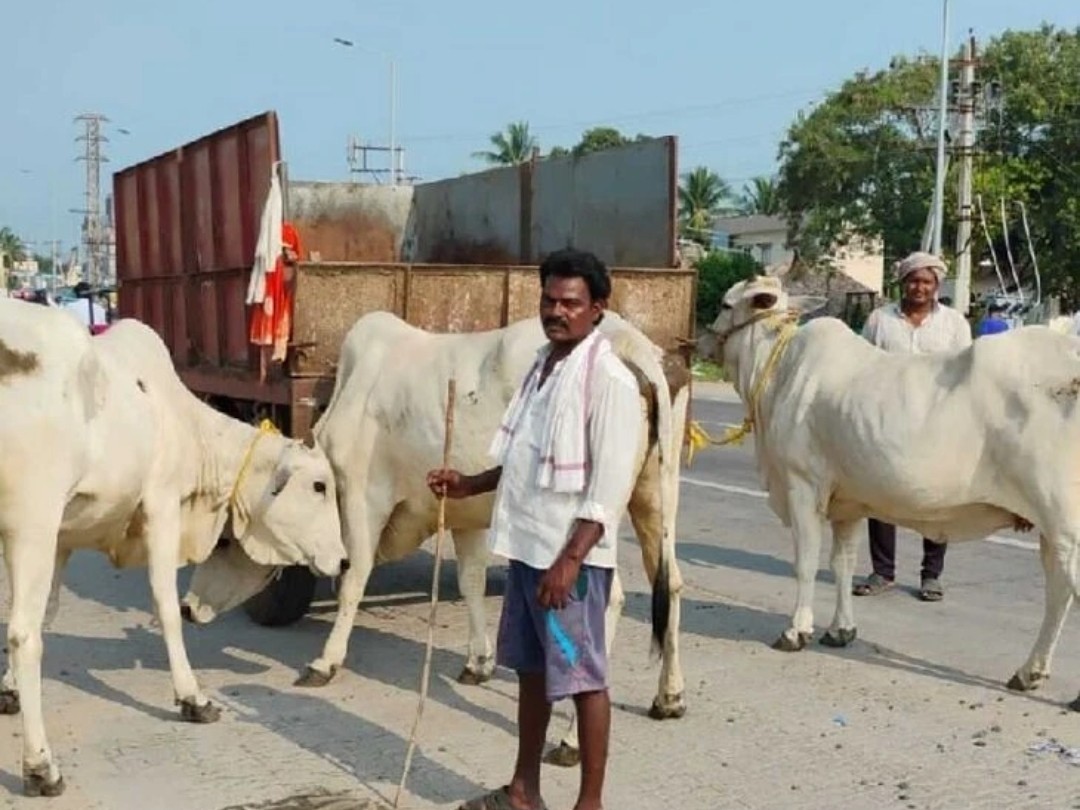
[[649, 375, 675, 660], [651, 549, 671, 658]]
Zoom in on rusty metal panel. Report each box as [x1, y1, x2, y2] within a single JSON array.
[[609, 269, 695, 350], [289, 182, 413, 262], [214, 133, 243, 272], [507, 266, 694, 348], [532, 137, 677, 268], [291, 263, 404, 376], [196, 279, 221, 367], [289, 262, 694, 377], [114, 170, 140, 278], [404, 138, 676, 269], [407, 167, 523, 264], [405, 267, 508, 333], [507, 268, 540, 324], [114, 111, 281, 382]]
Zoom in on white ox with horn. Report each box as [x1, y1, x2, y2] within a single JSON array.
[[184, 309, 690, 765], [709, 275, 1080, 709], [0, 299, 347, 797]]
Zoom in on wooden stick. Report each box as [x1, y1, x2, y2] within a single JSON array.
[[394, 378, 456, 808]]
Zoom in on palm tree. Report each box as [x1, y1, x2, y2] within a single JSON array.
[[0, 226, 26, 269], [472, 121, 538, 166], [678, 167, 733, 242], [739, 176, 782, 215]]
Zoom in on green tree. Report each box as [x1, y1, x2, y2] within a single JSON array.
[[678, 167, 733, 243], [570, 127, 652, 157], [0, 226, 26, 269], [776, 55, 939, 267], [472, 121, 538, 166], [694, 250, 761, 325], [776, 25, 1080, 302], [739, 176, 782, 215], [572, 126, 629, 156]]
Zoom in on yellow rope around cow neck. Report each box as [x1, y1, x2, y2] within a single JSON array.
[[686, 315, 799, 466], [229, 419, 281, 509]]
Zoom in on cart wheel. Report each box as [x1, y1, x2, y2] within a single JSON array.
[[243, 566, 317, 627]]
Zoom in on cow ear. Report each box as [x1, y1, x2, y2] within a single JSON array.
[[749, 292, 779, 310]]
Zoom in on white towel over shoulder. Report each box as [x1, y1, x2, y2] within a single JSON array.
[[489, 329, 611, 493]]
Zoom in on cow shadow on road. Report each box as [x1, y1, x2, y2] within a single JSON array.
[[620, 589, 1065, 710], [0, 623, 269, 722], [34, 546, 519, 735], [219, 682, 484, 807], [676, 541, 836, 584]]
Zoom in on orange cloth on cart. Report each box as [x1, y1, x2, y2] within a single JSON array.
[[249, 221, 301, 362]]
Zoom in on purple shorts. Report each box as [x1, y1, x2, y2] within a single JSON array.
[[496, 560, 613, 703]]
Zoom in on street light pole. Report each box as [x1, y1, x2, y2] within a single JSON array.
[[930, 0, 950, 257], [334, 37, 398, 185], [389, 57, 397, 185]]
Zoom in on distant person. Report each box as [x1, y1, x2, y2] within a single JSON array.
[[62, 281, 109, 333], [853, 251, 972, 602], [977, 302, 1011, 337]]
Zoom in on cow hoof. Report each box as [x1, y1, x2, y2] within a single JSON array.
[[1068, 694, 1080, 713], [295, 666, 337, 688], [179, 699, 221, 724], [543, 742, 581, 768], [820, 627, 857, 648], [23, 769, 64, 798], [0, 689, 20, 715], [457, 666, 492, 686], [1006, 672, 1045, 692], [648, 693, 687, 720], [772, 631, 812, 652]]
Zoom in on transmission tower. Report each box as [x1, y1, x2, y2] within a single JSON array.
[[73, 113, 109, 286]]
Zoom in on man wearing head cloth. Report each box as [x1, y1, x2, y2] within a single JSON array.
[[852, 250, 972, 602]]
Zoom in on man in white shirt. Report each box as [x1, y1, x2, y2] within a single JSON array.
[[854, 251, 973, 602], [428, 248, 641, 810]]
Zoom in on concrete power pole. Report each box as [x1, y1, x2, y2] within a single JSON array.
[[953, 33, 977, 315], [73, 113, 109, 287]]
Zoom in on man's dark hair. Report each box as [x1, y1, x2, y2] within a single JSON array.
[[538, 248, 611, 302], [989, 302, 1006, 314]]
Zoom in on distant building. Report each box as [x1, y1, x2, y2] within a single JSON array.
[[713, 214, 885, 295]]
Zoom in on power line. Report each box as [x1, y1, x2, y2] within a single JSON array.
[[399, 87, 825, 145]]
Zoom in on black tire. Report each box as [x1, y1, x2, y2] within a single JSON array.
[[243, 566, 318, 627]]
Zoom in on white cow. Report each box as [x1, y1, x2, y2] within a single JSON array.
[[709, 274, 1080, 708], [184, 309, 690, 764], [0, 299, 347, 797]]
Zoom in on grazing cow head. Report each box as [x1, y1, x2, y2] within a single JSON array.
[[232, 439, 346, 576], [181, 438, 346, 624], [182, 540, 277, 624]]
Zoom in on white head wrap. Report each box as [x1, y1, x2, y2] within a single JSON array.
[[894, 251, 947, 284]]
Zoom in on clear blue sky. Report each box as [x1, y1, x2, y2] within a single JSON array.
[[2, 0, 1076, 255]]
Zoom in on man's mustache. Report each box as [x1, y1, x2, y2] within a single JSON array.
[[543, 317, 568, 329]]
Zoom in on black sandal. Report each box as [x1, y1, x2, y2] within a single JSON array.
[[458, 786, 548, 810]]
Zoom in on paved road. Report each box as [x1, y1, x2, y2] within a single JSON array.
[[3, 392, 1080, 809]]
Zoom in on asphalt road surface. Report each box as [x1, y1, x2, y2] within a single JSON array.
[[2, 390, 1080, 809]]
